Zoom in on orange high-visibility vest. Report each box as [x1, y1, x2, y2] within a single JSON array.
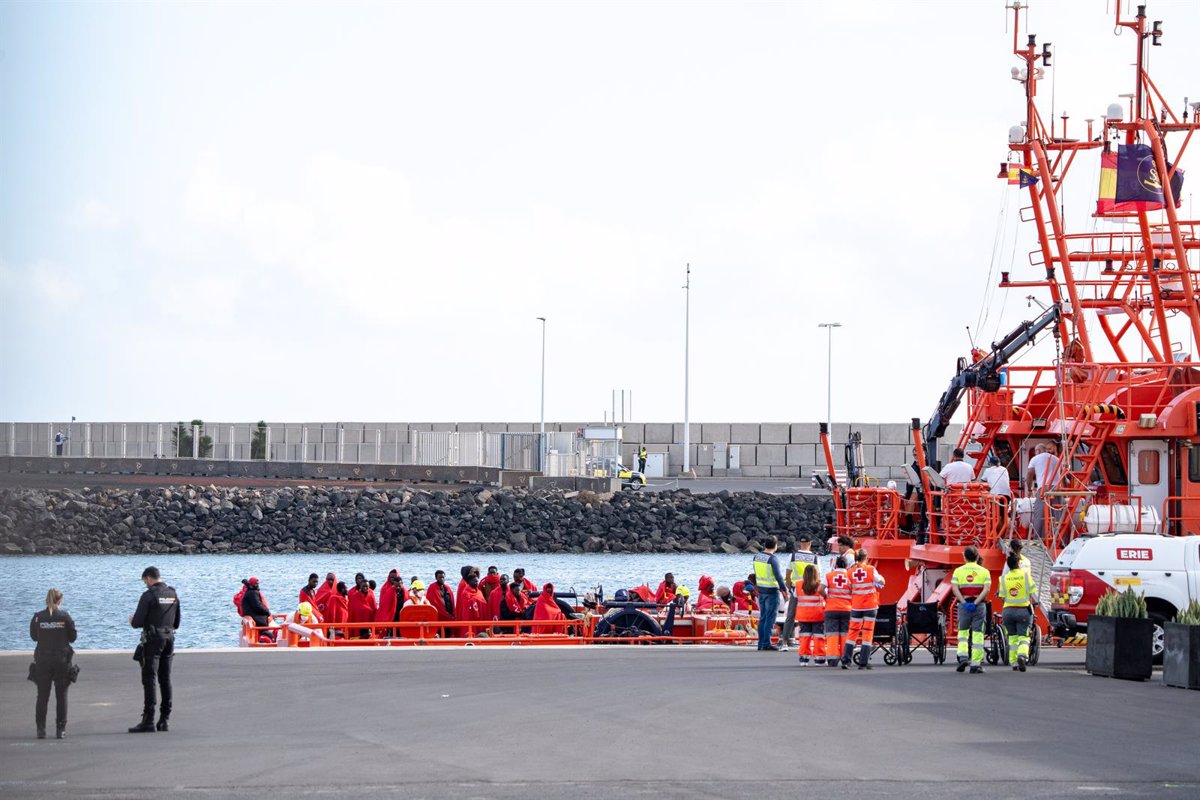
[[794, 589, 825, 622], [824, 569, 852, 612], [848, 564, 881, 611]]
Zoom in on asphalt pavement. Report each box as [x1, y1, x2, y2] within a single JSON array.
[[0, 646, 1196, 799]]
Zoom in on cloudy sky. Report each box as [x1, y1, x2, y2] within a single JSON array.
[[2, 1, 1198, 425]]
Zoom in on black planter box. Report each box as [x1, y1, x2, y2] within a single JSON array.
[[1085, 616, 1153, 681], [1163, 623, 1200, 690]]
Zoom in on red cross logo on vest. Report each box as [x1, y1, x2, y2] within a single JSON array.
[[832, 574, 848, 588], [852, 568, 868, 582]]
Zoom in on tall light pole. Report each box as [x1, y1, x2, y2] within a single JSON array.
[[537, 317, 547, 470], [817, 322, 842, 432], [683, 264, 691, 475]]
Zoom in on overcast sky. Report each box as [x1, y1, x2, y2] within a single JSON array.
[[2, 1, 1198, 425]]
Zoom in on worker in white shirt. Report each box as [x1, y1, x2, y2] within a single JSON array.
[[981, 454, 1012, 529], [1024, 442, 1062, 538], [939, 448, 975, 486]]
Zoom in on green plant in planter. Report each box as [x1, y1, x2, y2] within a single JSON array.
[[1174, 601, 1200, 625], [1094, 587, 1148, 618]]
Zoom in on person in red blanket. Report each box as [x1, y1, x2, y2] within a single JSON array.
[[375, 569, 407, 637], [732, 578, 758, 613], [427, 570, 455, 622], [487, 574, 510, 622], [694, 575, 730, 613], [324, 581, 349, 638], [654, 573, 678, 604], [347, 575, 377, 639], [455, 566, 488, 636], [299, 573, 320, 607], [479, 566, 501, 600], [313, 572, 336, 616], [498, 580, 529, 628], [532, 583, 567, 630], [512, 568, 536, 594]]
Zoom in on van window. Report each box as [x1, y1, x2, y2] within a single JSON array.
[[1137, 449, 1160, 485]]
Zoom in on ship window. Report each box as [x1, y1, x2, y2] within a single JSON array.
[[1137, 449, 1160, 485], [1189, 446, 1200, 483], [1100, 442, 1127, 486]]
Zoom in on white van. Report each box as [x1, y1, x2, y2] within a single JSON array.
[[1049, 533, 1200, 658]]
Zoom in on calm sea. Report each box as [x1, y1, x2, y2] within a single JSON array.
[[0, 552, 766, 650]]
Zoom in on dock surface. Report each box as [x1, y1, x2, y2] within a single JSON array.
[[1, 647, 1196, 799]]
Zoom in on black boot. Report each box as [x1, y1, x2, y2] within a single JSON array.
[[128, 712, 156, 733], [156, 716, 169, 732], [56, 722, 66, 739], [36, 726, 46, 740]]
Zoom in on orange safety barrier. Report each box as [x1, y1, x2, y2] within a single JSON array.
[[840, 488, 902, 539]]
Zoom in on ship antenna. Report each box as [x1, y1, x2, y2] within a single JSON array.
[[966, 325, 977, 350]]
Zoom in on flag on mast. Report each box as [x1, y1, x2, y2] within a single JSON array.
[[1096, 143, 1184, 214], [1008, 166, 1039, 187]]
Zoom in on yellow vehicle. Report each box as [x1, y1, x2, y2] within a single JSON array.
[[618, 463, 647, 491]]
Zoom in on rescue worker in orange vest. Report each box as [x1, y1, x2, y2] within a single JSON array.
[[823, 556, 852, 668], [794, 564, 826, 666], [952, 545, 993, 674], [845, 550, 886, 670]]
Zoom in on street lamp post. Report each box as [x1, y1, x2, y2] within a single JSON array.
[[537, 317, 547, 471], [817, 322, 842, 433], [682, 264, 691, 476]]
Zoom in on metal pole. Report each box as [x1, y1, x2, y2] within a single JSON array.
[[818, 322, 843, 433], [683, 263, 691, 475], [537, 316, 546, 471]]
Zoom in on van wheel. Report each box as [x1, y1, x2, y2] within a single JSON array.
[[1149, 611, 1168, 665]]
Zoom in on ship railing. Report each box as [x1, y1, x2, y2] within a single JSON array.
[[1160, 495, 1200, 537]]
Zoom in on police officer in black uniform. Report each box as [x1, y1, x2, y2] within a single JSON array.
[[128, 566, 180, 733], [30, 587, 77, 739]]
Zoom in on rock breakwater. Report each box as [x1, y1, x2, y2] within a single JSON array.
[[0, 485, 834, 556]]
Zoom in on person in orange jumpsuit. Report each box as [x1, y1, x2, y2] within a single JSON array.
[[823, 557, 852, 668], [845, 550, 887, 669], [793, 564, 827, 666]]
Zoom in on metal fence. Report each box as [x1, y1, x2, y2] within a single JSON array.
[[0, 422, 568, 471]]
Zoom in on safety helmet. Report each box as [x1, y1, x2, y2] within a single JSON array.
[[410, 580, 426, 591], [677, 586, 690, 597], [298, 602, 313, 618]]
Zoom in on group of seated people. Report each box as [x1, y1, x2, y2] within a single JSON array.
[[234, 565, 769, 642], [234, 565, 570, 639]]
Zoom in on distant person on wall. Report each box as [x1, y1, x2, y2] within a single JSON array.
[[54, 430, 66, 456], [638, 445, 648, 473]]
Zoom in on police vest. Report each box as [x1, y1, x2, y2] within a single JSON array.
[[1002, 569, 1033, 608], [752, 553, 779, 589], [824, 570, 852, 611], [952, 563, 991, 600], [790, 552, 819, 587], [848, 564, 882, 610]]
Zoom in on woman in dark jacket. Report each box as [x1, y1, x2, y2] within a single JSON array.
[[30, 588, 77, 739]]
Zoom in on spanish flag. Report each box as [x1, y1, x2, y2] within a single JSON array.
[[1096, 143, 1185, 214], [1008, 166, 1039, 187]]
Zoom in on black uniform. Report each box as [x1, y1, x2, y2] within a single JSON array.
[[131, 581, 180, 721], [30, 608, 77, 733]]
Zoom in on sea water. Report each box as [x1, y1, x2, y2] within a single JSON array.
[[0, 552, 766, 650]]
